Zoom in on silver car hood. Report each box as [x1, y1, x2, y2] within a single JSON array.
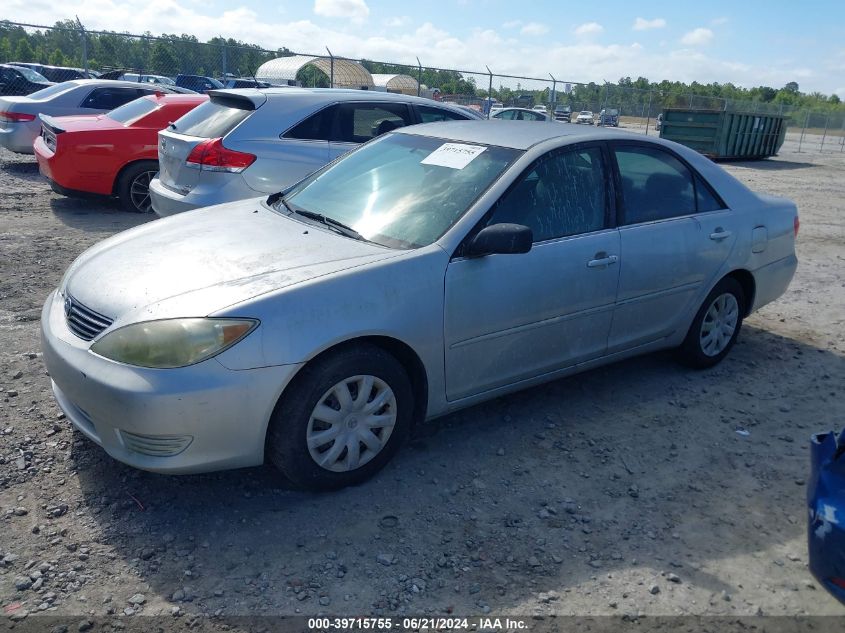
[[64, 198, 398, 324]]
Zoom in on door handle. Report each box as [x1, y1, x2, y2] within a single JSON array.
[[587, 254, 618, 268], [709, 229, 732, 241]]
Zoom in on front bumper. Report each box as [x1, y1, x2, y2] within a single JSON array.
[[40, 290, 301, 474]]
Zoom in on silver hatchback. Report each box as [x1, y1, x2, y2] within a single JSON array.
[[149, 88, 481, 216]]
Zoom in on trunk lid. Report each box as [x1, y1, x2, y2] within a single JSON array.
[[157, 92, 263, 194]]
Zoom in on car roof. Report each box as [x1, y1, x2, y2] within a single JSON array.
[[397, 120, 636, 150], [496, 107, 542, 113], [208, 87, 482, 118]]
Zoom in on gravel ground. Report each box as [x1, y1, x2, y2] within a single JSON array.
[[1, 138, 844, 625]]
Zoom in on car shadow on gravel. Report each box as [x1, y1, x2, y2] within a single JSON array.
[[1, 159, 41, 182], [50, 197, 155, 232], [70, 324, 844, 614]]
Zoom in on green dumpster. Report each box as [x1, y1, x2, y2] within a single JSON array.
[[658, 108, 787, 159]]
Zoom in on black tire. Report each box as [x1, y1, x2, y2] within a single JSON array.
[[677, 277, 746, 369], [267, 344, 414, 491], [117, 160, 158, 213]]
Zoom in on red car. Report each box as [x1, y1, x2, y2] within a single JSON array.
[[34, 93, 207, 213]]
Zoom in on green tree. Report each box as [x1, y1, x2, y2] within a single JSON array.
[[49, 49, 66, 66], [150, 41, 177, 74], [14, 38, 35, 61]]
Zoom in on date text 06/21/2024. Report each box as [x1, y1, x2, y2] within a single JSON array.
[[306, 617, 529, 630]]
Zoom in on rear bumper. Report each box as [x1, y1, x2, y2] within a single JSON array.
[[0, 121, 39, 153], [750, 253, 798, 312], [149, 175, 262, 217], [34, 136, 114, 196]]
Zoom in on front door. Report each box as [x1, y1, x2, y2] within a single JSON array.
[[444, 144, 620, 400]]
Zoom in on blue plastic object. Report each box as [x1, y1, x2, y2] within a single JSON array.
[[808, 429, 845, 604]]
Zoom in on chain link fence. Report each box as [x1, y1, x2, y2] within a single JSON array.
[[2, 19, 843, 154]]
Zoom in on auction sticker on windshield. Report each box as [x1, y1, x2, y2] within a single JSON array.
[[421, 143, 486, 169]]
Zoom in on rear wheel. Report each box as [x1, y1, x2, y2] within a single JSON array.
[[267, 344, 414, 490], [117, 160, 158, 213], [677, 277, 745, 368]]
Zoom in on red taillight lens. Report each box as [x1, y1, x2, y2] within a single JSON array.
[[831, 577, 845, 589], [185, 137, 256, 173], [0, 111, 36, 123], [794, 215, 800, 237]]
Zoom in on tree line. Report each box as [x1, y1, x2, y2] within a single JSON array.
[[1, 19, 841, 116]]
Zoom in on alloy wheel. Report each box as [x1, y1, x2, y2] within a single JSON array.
[[129, 170, 156, 213]]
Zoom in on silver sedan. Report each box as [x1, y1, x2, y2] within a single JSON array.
[[42, 121, 798, 490], [0, 79, 184, 154]]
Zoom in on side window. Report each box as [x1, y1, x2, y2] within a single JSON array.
[[0, 69, 12, 83], [417, 105, 470, 123], [695, 174, 726, 212], [80, 88, 142, 110], [498, 110, 515, 120], [283, 105, 337, 141], [488, 146, 607, 242], [333, 103, 413, 143], [614, 145, 695, 224]]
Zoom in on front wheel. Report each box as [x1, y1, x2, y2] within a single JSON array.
[[677, 278, 746, 369], [117, 160, 158, 213], [266, 344, 414, 490]]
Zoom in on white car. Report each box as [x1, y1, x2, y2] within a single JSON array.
[[532, 105, 547, 113], [576, 111, 594, 125]]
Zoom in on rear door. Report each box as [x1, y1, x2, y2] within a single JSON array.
[[156, 96, 253, 193], [607, 142, 735, 352], [327, 102, 414, 160]]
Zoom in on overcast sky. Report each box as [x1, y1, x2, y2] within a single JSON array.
[[5, 0, 844, 96]]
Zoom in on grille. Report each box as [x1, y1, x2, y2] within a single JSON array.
[[120, 431, 193, 457], [64, 294, 113, 341]]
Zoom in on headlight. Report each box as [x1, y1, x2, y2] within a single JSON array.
[[90, 318, 258, 368]]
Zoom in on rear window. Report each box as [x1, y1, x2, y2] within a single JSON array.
[[15, 67, 49, 83], [173, 99, 251, 137], [27, 83, 77, 100], [107, 96, 160, 125]]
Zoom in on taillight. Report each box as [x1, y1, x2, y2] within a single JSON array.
[[0, 111, 36, 123], [831, 577, 845, 590], [185, 137, 255, 173], [794, 215, 800, 237]]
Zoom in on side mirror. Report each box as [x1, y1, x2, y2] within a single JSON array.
[[465, 223, 532, 257]]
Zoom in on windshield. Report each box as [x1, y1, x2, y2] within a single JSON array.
[[15, 66, 49, 83], [27, 82, 77, 100], [281, 133, 520, 249], [107, 96, 160, 125]]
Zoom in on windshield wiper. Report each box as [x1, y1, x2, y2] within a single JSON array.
[[273, 196, 367, 241], [292, 208, 368, 241]]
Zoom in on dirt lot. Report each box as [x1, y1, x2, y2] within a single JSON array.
[[1, 138, 844, 626]]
